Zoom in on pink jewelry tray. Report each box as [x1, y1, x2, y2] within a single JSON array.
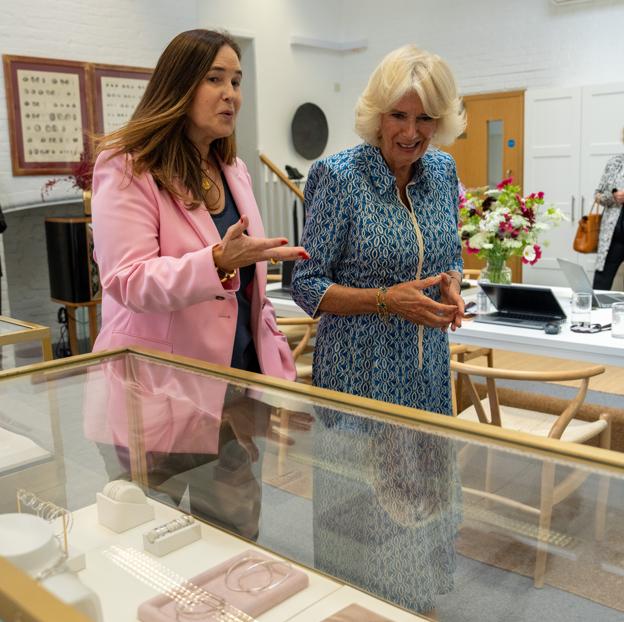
[[138, 549, 309, 621]]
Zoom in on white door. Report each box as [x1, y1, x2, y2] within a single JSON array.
[[523, 87, 582, 285], [579, 82, 624, 275]]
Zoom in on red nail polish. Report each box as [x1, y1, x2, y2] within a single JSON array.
[[298, 251, 310, 259]]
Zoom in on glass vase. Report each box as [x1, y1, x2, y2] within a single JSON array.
[[481, 256, 512, 284]]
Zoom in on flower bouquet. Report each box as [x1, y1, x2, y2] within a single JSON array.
[[458, 178, 564, 283], [41, 151, 93, 200]]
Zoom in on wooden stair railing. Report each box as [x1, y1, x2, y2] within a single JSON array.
[[259, 153, 305, 241]]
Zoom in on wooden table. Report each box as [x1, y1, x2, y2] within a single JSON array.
[[0, 315, 53, 363], [51, 298, 100, 356]]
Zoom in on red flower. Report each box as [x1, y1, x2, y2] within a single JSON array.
[[41, 151, 93, 200], [496, 177, 513, 189]]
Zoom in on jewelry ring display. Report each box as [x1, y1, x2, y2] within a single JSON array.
[[224, 556, 292, 593]]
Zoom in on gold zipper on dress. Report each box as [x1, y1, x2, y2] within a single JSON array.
[[398, 184, 425, 370]]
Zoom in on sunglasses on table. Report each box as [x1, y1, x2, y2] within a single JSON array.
[[570, 323, 611, 334]]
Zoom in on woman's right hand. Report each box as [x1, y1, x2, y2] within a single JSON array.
[[613, 189, 624, 204], [213, 214, 309, 271], [386, 274, 458, 328]]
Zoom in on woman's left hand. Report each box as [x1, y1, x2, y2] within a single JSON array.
[[440, 273, 465, 331], [213, 215, 309, 272]]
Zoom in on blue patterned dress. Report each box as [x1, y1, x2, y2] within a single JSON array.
[[292, 143, 463, 613], [292, 142, 463, 412]]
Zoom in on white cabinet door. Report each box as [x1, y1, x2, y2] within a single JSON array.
[[523, 87, 581, 285], [579, 83, 624, 275]]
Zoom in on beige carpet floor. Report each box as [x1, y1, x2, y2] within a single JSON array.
[[263, 352, 624, 614], [457, 492, 624, 612]]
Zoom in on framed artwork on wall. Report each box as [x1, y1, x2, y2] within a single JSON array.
[[3, 55, 93, 175], [91, 63, 152, 135]]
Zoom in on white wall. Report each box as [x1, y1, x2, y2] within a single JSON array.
[[0, 0, 198, 209], [2, 0, 624, 332], [0, 0, 197, 337], [5, 0, 623, 206], [198, 0, 348, 173], [335, 0, 624, 148]]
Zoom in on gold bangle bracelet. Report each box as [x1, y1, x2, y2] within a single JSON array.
[[217, 267, 237, 283]]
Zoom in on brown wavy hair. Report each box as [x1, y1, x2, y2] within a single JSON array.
[[96, 29, 241, 210]]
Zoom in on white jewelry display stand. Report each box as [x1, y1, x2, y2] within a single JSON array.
[[142, 521, 201, 557], [65, 501, 426, 621], [0, 513, 103, 622], [96, 493, 155, 533]]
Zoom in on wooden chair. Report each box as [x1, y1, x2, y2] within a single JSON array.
[[462, 268, 482, 280], [451, 358, 612, 587], [450, 343, 494, 412], [276, 317, 318, 383], [271, 318, 318, 475], [450, 268, 495, 409]]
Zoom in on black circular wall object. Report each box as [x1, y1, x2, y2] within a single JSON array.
[[291, 103, 328, 160]]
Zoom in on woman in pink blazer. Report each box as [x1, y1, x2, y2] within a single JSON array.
[[92, 29, 307, 380]]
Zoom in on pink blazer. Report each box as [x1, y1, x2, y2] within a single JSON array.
[[91, 151, 296, 381]]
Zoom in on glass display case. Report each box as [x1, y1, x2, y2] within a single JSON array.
[[0, 315, 53, 365], [1, 347, 623, 622]]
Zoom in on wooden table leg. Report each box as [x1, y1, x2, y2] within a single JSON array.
[[41, 330, 54, 361], [87, 305, 98, 350], [66, 306, 79, 356]]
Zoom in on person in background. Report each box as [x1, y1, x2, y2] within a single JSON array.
[[292, 44, 466, 616], [593, 132, 624, 290], [92, 29, 308, 376]]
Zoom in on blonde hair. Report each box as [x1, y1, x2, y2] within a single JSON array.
[[355, 44, 466, 147]]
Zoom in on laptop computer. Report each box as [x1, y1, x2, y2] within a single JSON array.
[[475, 283, 566, 330], [267, 260, 295, 299], [556, 257, 624, 308]]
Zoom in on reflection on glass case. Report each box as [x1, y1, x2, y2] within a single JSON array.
[[0, 348, 623, 622]]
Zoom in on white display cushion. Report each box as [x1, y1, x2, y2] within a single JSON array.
[[143, 521, 201, 557], [96, 492, 155, 533], [0, 426, 50, 472], [0, 513, 59, 574], [138, 549, 309, 621], [0, 513, 102, 622]]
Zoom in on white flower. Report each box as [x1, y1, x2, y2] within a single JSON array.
[[468, 232, 489, 249], [523, 245, 536, 263]]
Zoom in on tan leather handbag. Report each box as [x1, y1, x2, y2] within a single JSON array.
[[573, 201, 602, 253]]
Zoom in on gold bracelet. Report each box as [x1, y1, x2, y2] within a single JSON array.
[[376, 286, 389, 321], [216, 266, 237, 283]]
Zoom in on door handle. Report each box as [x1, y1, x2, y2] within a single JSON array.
[[505, 169, 512, 178], [580, 195, 585, 217], [571, 196, 575, 221]]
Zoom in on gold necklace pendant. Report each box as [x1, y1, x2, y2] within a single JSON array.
[[202, 176, 212, 191]]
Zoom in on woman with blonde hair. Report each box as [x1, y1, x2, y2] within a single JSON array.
[[92, 29, 307, 375], [292, 44, 466, 615]]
